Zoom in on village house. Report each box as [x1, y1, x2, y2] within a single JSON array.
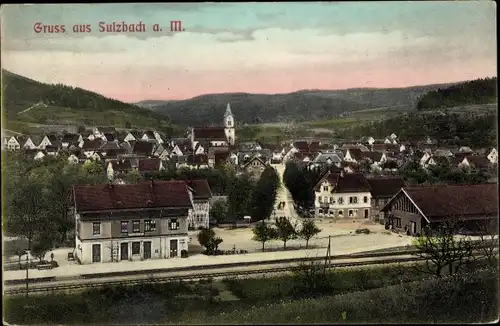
[[62, 133, 84, 149], [487, 148, 498, 164], [4, 136, 21, 150], [381, 184, 498, 235], [138, 158, 164, 174], [366, 177, 406, 220], [186, 180, 212, 230], [72, 180, 193, 264], [242, 155, 268, 181], [313, 170, 372, 219]]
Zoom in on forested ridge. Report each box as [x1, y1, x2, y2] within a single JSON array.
[[416, 77, 497, 110]]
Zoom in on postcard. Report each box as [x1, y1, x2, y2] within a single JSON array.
[[1, 2, 498, 325]]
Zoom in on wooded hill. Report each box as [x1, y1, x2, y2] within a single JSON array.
[[1, 70, 174, 133], [143, 83, 460, 126], [416, 77, 497, 110]]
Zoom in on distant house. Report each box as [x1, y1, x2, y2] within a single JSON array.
[[243, 156, 268, 181], [487, 148, 498, 164], [381, 184, 498, 235], [344, 148, 363, 163], [5, 136, 21, 150], [132, 141, 156, 157], [124, 131, 141, 142], [62, 134, 83, 148], [180, 154, 209, 169], [367, 177, 406, 220], [138, 158, 164, 174], [186, 180, 212, 230], [314, 171, 372, 219]]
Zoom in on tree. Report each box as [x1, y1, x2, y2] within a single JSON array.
[[31, 233, 54, 262], [412, 221, 475, 278], [474, 219, 499, 269], [252, 221, 277, 252], [210, 200, 228, 223], [197, 227, 223, 255], [249, 167, 279, 222], [299, 219, 322, 249], [275, 216, 298, 250], [283, 162, 316, 216], [123, 169, 142, 184], [227, 173, 254, 222], [5, 179, 53, 252]]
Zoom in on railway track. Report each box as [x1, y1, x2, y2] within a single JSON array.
[[4, 255, 424, 295]]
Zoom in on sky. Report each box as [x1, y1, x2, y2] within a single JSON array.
[[1, 2, 497, 102]]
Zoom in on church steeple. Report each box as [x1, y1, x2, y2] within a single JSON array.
[[224, 103, 233, 118]]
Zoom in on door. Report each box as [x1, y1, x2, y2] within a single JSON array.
[[411, 221, 417, 234], [92, 244, 101, 263], [143, 241, 152, 260], [120, 242, 129, 261], [364, 209, 369, 219], [170, 239, 178, 258]]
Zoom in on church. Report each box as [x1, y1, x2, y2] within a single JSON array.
[[188, 103, 236, 147]]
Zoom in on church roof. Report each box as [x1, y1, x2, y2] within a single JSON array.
[[224, 103, 233, 118]]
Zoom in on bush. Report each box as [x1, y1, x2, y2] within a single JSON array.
[[50, 260, 59, 268], [181, 250, 188, 258], [355, 228, 371, 234]]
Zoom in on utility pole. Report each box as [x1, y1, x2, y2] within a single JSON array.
[[324, 235, 331, 275]]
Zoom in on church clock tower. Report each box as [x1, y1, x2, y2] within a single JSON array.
[[223, 103, 235, 146]]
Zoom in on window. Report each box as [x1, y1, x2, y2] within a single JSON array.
[[363, 196, 368, 203], [144, 220, 156, 232], [329, 210, 334, 215], [338, 197, 344, 204], [132, 242, 140, 255], [349, 197, 358, 204], [121, 221, 128, 233], [92, 222, 101, 235], [395, 218, 402, 228], [319, 209, 323, 215], [323, 186, 328, 191], [318, 196, 322, 203], [348, 210, 354, 217], [169, 219, 180, 230], [329, 197, 334, 204], [338, 210, 343, 216], [132, 220, 140, 233]]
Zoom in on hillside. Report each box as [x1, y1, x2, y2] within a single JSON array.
[[416, 77, 497, 110], [1, 70, 174, 134], [148, 83, 460, 126]]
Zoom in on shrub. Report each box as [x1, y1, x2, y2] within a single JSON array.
[[181, 250, 188, 258], [50, 260, 59, 268]]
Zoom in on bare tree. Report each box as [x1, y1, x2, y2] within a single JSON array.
[[293, 258, 331, 296], [413, 219, 475, 278], [474, 219, 499, 268]]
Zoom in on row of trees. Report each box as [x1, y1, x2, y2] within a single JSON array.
[[3, 151, 108, 261], [339, 112, 496, 149], [282, 162, 319, 216], [210, 166, 280, 223], [252, 217, 322, 251], [401, 160, 493, 185]]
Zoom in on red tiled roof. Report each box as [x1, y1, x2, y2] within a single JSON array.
[[186, 180, 212, 199], [367, 177, 406, 198], [73, 180, 192, 212], [347, 148, 364, 160], [404, 184, 498, 220], [466, 156, 491, 169], [193, 127, 226, 140], [82, 139, 105, 150], [133, 141, 155, 156], [186, 154, 209, 164], [138, 158, 161, 172], [315, 171, 370, 193]]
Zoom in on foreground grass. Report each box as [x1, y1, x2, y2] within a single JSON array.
[[185, 268, 499, 324], [3, 263, 498, 324]]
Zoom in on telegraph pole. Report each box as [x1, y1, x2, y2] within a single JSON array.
[[324, 235, 331, 274]]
